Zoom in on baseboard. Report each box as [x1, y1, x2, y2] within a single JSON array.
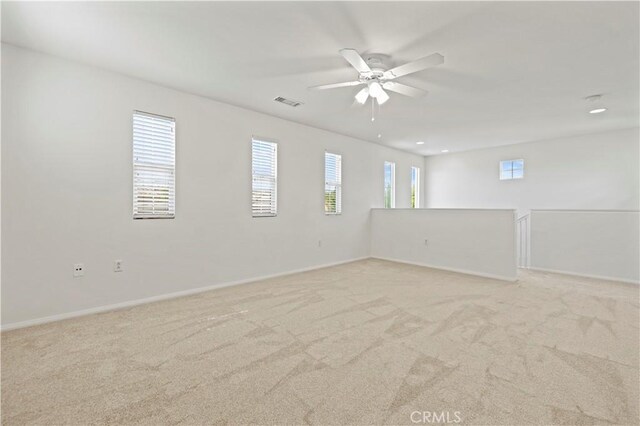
[[1, 256, 369, 332], [528, 267, 640, 285], [371, 256, 518, 282]]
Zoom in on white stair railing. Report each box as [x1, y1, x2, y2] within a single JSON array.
[[516, 213, 530, 268]]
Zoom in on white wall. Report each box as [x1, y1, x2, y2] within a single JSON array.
[[530, 210, 640, 283], [370, 209, 517, 281], [424, 128, 640, 215], [1, 45, 424, 327]]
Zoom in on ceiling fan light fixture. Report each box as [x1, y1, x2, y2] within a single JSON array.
[[376, 89, 390, 105], [368, 81, 384, 98], [355, 87, 369, 104]]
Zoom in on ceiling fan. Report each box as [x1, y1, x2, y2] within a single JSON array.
[[309, 48, 444, 105]]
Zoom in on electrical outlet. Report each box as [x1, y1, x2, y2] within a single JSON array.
[[73, 263, 84, 277], [114, 260, 123, 272]]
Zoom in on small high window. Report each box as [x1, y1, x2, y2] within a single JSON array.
[[500, 159, 524, 180]]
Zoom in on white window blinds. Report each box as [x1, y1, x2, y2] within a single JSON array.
[[133, 111, 175, 219], [325, 152, 342, 214], [252, 139, 278, 217]]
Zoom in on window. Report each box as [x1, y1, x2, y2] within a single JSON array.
[[252, 138, 278, 217], [133, 111, 175, 219], [500, 159, 524, 180], [411, 166, 420, 208], [325, 152, 342, 214], [384, 161, 395, 208]]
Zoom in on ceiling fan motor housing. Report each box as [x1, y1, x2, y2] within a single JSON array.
[[362, 53, 393, 79]]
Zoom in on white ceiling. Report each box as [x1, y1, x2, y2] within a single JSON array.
[[2, 1, 638, 155]]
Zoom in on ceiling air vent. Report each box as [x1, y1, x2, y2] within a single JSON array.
[[274, 96, 303, 107]]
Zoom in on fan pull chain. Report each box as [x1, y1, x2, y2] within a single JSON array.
[[371, 98, 375, 122]]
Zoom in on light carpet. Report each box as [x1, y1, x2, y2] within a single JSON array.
[[2, 259, 639, 425]]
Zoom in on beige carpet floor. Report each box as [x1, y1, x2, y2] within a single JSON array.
[[2, 259, 639, 425]]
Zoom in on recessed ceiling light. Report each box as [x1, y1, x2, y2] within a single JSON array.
[[416, 141, 425, 145], [441, 149, 449, 153], [585, 95, 607, 114], [378, 134, 382, 138]]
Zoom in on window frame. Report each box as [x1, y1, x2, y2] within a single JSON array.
[[324, 151, 343, 215], [384, 161, 396, 208], [499, 159, 524, 180], [132, 110, 176, 220], [251, 137, 278, 218]]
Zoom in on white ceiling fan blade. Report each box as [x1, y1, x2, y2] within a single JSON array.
[[309, 81, 363, 90], [339, 48, 372, 75], [383, 53, 444, 80], [382, 82, 427, 98]]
